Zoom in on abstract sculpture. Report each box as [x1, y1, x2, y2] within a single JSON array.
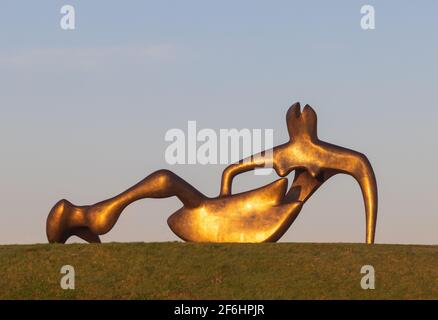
[[46, 103, 378, 244]]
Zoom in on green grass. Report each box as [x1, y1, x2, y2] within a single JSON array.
[[0, 242, 437, 299]]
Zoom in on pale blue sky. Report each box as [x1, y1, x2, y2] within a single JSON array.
[[0, 1, 437, 244]]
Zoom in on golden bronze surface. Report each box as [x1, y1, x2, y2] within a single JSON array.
[[47, 103, 378, 244]]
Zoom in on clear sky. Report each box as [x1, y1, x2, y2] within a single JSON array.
[[0, 1, 437, 244]]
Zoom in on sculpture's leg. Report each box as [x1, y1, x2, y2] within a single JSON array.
[[284, 165, 377, 244], [46, 169, 206, 243], [70, 226, 102, 243]]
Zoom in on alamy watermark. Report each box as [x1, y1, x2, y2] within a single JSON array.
[[60, 265, 75, 290], [361, 5, 375, 30], [164, 121, 274, 175], [60, 5, 75, 30], [360, 265, 375, 289]]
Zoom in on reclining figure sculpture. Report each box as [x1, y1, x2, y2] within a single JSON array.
[[46, 102, 378, 244]]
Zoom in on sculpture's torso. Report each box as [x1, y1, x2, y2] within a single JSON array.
[[167, 178, 303, 243]]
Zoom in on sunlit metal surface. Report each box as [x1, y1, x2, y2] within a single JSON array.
[[47, 103, 378, 244]]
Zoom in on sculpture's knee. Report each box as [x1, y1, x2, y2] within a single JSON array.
[[154, 169, 177, 188], [46, 199, 72, 243]]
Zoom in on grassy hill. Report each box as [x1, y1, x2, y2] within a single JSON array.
[[0, 242, 437, 299]]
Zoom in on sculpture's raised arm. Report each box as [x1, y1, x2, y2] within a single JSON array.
[[220, 151, 274, 196]]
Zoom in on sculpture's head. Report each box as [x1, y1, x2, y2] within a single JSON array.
[[286, 102, 318, 142]]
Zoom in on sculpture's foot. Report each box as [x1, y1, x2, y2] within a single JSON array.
[[46, 199, 101, 243]]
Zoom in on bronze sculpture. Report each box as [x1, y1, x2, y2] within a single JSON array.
[[46, 103, 378, 244]]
